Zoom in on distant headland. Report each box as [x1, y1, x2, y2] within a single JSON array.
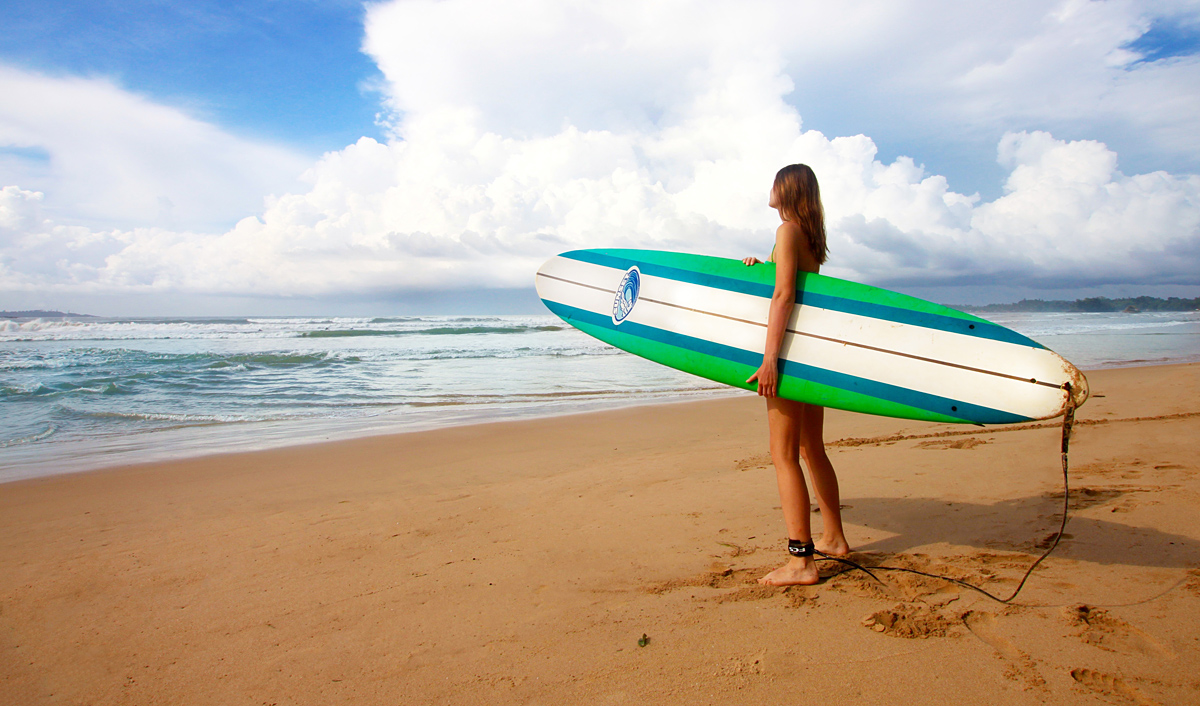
[[958, 296, 1200, 314], [0, 310, 97, 319]]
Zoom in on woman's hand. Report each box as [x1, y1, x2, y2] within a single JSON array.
[[742, 256, 762, 266], [747, 356, 779, 397]]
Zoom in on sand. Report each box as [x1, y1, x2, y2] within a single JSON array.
[[2, 363, 1198, 705]]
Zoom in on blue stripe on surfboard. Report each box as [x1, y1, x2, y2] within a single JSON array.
[[561, 249, 778, 297], [558, 250, 1043, 349], [543, 298, 1033, 425]]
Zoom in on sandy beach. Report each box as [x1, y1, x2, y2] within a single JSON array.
[[2, 362, 1198, 705]]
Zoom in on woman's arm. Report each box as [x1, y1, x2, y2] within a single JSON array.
[[747, 222, 801, 397]]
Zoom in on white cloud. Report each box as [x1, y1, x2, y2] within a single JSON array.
[[364, 0, 1200, 172], [833, 131, 1200, 287], [1, 0, 1198, 302], [0, 66, 308, 231]]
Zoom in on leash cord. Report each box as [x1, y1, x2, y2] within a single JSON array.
[[813, 384, 1077, 604]]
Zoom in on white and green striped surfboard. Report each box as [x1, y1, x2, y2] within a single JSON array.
[[535, 249, 1089, 425]]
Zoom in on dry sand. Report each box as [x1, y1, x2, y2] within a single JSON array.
[[2, 363, 1199, 705]]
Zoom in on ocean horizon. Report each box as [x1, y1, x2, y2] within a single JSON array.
[[3, 309, 1198, 483]]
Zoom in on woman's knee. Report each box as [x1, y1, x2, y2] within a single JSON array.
[[798, 441, 828, 466], [769, 442, 801, 468]]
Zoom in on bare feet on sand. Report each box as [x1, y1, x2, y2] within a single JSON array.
[[757, 535, 852, 586], [758, 556, 820, 586], [816, 535, 851, 556]]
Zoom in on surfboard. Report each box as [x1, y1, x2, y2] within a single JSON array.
[[535, 249, 1089, 425]]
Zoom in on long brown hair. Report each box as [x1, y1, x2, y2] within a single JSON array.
[[773, 164, 827, 265]]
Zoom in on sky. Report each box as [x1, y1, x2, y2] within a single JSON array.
[[2, 0, 1200, 315]]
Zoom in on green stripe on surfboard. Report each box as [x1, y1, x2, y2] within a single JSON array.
[[566, 314, 973, 425]]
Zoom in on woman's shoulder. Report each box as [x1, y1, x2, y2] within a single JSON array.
[[776, 219, 804, 234], [775, 219, 807, 243], [775, 220, 820, 273]]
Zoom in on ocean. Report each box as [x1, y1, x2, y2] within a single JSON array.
[[3, 310, 1198, 482]]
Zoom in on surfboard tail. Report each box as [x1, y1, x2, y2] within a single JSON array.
[[1065, 362, 1090, 413]]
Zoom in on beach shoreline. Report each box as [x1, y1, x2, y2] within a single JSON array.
[[0, 385, 745, 484], [7, 354, 1198, 485], [2, 362, 1198, 704], [5, 309, 1198, 484]]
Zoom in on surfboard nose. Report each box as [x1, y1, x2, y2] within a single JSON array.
[[534, 258, 551, 301], [534, 255, 566, 303]]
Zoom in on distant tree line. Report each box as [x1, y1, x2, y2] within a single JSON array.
[[0, 310, 94, 318], [962, 296, 1200, 313]]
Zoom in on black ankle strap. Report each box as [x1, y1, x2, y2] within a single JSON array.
[[788, 539, 815, 557]]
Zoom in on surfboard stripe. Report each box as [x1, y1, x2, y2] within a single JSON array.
[[544, 298, 965, 423], [538, 268, 1063, 390], [535, 261, 1070, 420], [594, 248, 986, 324], [642, 290, 1062, 390], [536, 264, 1068, 419], [560, 249, 1043, 349], [562, 249, 774, 296], [565, 316, 970, 424], [536, 249, 1088, 423], [543, 299, 1031, 425]]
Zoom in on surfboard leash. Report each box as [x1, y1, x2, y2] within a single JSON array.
[[811, 383, 1077, 604]]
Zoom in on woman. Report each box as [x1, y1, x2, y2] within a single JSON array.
[[742, 164, 850, 586]]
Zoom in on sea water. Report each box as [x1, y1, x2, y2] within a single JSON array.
[[0, 315, 727, 481], [2, 310, 1198, 481], [981, 310, 1200, 369]]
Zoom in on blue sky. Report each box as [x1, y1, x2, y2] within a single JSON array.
[[1129, 13, 1200, 63], [0, 0, 384, 153], [2, 0, 1200, 314]]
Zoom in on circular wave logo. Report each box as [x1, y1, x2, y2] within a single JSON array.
[[612, 266, 641, 325]]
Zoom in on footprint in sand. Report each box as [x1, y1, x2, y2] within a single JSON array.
[[712, 584, 812, 608], [1185, 569, 1200, 597], [861, 603, 959, 639], [647, 566, 743, 593], [1033, 531, 1074, 550], [1058, 487, 1127, 510], [734, 454, 771, 471], [1064, 605, 1176, 659], [646, 566, 812, 608], [1070, 668, 1161, 706], [963, 611, 1045, 689]]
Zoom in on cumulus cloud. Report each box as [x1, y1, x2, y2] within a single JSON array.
[[834, 131, 1200, 286], [1, 0, 1198, 301]]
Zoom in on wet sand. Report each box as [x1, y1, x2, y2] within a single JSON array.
[[2, 363, 1198, 705]]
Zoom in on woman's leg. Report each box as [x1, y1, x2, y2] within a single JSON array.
[[758, 396, 819, 586], [798, 405, 850, 556]]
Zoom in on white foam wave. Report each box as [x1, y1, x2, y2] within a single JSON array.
[[982, 312, 1200, 338], [0, 425, 57, 448], [75, 409, 275, 424], [0, 314, 577, 342], [0, 318, 90, 333]]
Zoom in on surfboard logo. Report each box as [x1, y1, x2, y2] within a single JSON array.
[[612, 266, 641, 325]]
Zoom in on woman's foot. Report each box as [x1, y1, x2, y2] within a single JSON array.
[[815, 535, 851, 556], [757, 556, 819, 586]]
